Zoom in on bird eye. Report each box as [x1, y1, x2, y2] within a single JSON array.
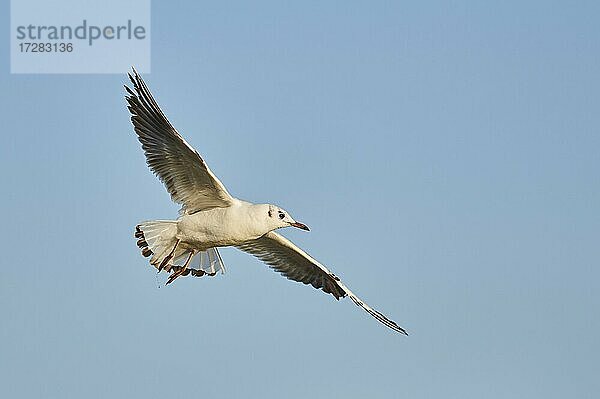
[[268, 210, 272, 217], [279, 213, 285, 219]]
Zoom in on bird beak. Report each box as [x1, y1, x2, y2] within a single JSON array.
[[290, 222, 310, 231]]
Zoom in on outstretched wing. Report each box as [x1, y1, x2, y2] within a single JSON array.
[[237, 232, 408, 335], [125, 68, 234, 213]]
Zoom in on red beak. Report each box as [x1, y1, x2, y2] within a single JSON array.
[[290, 222, 310, 231]]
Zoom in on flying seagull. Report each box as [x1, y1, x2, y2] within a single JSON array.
[[125, 68, 407, 335]]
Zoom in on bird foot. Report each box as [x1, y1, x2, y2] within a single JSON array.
[[165, 267, 186, 285]]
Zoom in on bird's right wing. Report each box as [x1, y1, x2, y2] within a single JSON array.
[[237, 231, 407, 335], [125, 68, 234, 213]]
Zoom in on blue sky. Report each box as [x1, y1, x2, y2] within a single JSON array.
[[1, 1, 599, 398]]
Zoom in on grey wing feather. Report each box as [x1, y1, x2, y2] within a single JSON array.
[[125, 68, 234, 213], [237, 232, 408, 335]]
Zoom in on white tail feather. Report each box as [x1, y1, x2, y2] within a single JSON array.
[[136, 220, 178, 267], [135, 221, 226, 279]]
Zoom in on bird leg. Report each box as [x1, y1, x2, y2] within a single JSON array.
[[166, 250, 195, 285], [158, 239, 181, 272]]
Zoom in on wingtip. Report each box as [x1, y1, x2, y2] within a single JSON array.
[[391, 322, 409, 336], [124, 84, 135, 96]]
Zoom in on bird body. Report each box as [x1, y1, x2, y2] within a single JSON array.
[[126, 68, 408, 335], [177, 202, 291, 248]]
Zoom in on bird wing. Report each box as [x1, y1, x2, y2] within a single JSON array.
[[125, 68, 234, 213], [237, 231, 407, 335]]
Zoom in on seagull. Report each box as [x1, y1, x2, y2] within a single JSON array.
[[125, 68, 407, 335]]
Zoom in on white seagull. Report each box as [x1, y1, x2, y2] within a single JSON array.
[[125, 68, 407, 335]]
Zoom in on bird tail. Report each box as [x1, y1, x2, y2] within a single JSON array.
[[135, 221, 226, 279], [135, 220, 179, 269]]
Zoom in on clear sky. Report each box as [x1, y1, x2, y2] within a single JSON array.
[[1, 1, 599, 398]]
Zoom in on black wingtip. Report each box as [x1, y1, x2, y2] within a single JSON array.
[[124, 84, 135, 96]]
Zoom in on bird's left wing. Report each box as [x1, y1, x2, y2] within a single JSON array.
[[125, 68, 234, 213], [237, 232, 407, 335]]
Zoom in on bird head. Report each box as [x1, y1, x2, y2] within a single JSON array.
[[265, 204, 310, 231]]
